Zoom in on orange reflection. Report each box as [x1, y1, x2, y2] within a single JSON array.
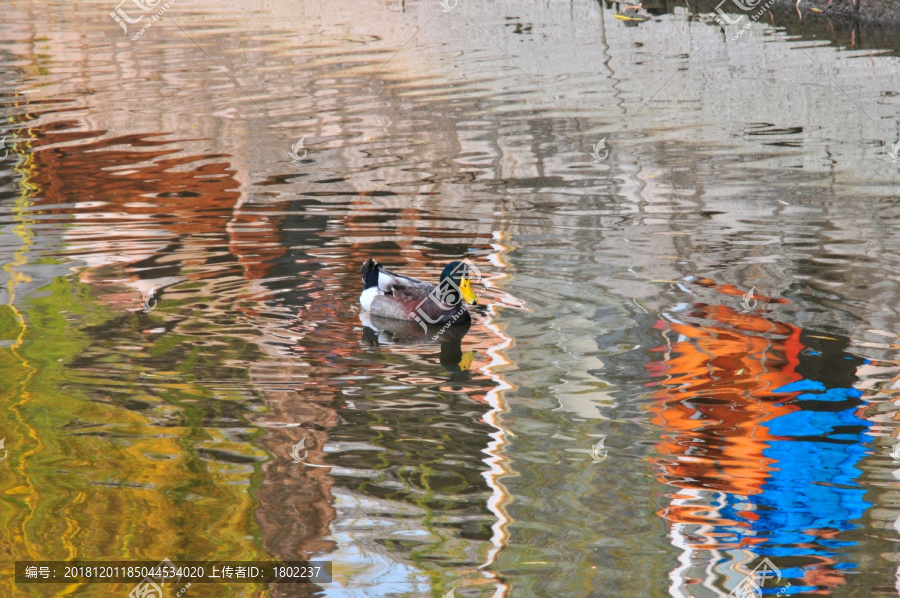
[[648, 283, 802, 527], [647, 280, 869, 595]]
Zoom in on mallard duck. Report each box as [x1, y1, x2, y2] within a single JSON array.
[[359, 258, 477, 330]]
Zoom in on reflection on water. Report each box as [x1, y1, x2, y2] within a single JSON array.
[[650, 280, 872, 596], [2, 0, 900, 596]]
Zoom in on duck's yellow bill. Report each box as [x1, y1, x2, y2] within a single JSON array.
[[460, 277, 477, 305]]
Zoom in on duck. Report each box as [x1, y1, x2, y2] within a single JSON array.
[[359, 258, 478, 331]]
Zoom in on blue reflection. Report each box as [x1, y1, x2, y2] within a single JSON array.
[[723, 376, 871, 593]]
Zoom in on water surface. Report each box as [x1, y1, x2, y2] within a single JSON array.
[[2, 0, 900, 596]]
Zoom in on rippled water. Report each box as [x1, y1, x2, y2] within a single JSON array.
[[2, 0, 900, 596]]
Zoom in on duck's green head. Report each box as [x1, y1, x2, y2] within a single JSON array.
[[440, 261, 478, 305]]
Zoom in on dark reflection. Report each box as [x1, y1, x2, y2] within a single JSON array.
[[265, 297, 503, 591], [603, 0, 900, 55], [242, 188, 507, 592], [361, 314, 475, 383], [647, 280, 872, 595]]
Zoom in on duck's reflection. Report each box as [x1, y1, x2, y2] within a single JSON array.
[[360, 313, 475, 383]]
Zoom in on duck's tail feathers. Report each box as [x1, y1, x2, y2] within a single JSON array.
[[361, 258, 382, 289]]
